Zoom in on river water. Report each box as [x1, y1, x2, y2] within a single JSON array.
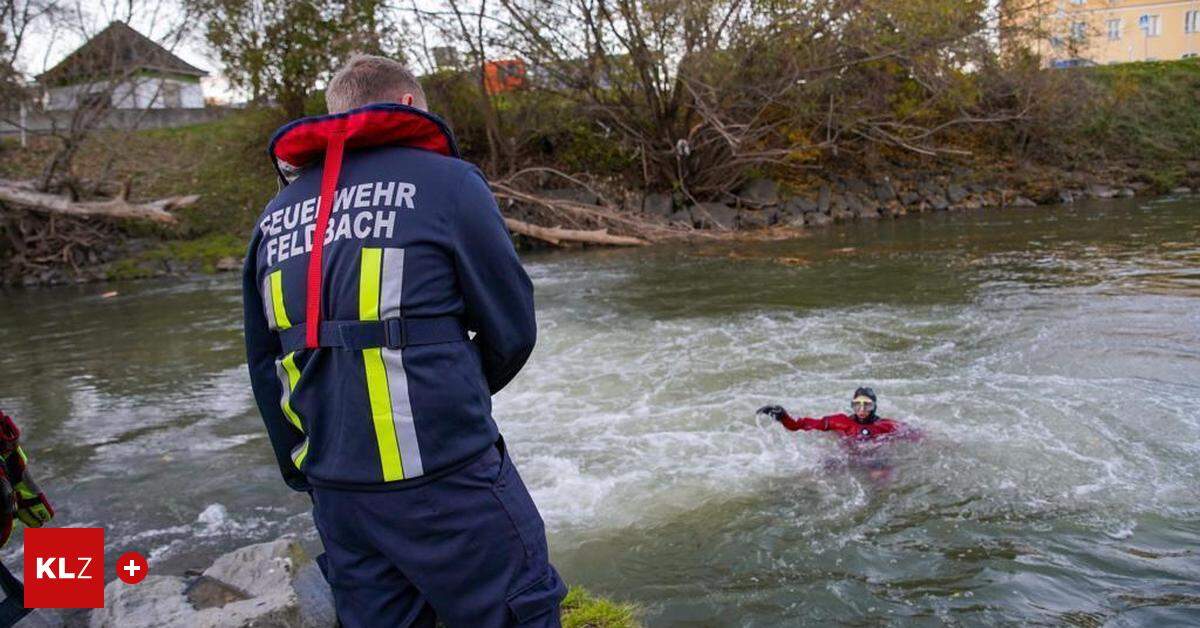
[[1, 197, 1198, 625]]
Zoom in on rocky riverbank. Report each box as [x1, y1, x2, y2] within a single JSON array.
[[7, 538, 634, 628], [507, 166, 1200, 238]]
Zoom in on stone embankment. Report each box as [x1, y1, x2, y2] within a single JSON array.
[[534, 174, 1190, 235]]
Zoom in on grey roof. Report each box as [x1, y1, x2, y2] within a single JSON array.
[[38, 21, 206, 85]]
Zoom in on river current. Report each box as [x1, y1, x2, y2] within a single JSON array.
[[1, 197, 1198, 625]]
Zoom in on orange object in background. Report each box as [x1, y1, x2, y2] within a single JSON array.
[[484, 59, 526, 94]]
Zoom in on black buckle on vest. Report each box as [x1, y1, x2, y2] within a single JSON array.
[[384, 317, 406, 350]]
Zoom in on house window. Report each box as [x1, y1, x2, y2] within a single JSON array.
[[1186, 11, 1200, 34], [1069, 0, 1085, 5], [1139, 14, 1162, 37], [1070, 21, 1088, 41], [1184, 53, 1198, 58], [1107, 19, 1121, 40]]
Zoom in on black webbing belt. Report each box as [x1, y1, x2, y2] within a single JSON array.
[[278, 316, 467, 353]]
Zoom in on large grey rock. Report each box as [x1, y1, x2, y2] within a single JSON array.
[[829, 192, 848, 212], [843, 192, 864, 215], [874, 180, 897, 203], [803, 211, 832, 227], [1011, 196, 1038, 208], [842, 177, 871, 197], [783, 196, 818, 215], [918, 180, 944, 202], [690, 202, 738, 230], [946, 183, 969, 203], [854, 202, 881, 220], [91, 539, 334, 628], [929, 194, 950, 211], [92, 576, 196, 628], [737, 179, 780, 207], [204, 538, 307, 598], [1088, 184, 1117, 199], [843, 193, 878, 219], [830, 207, 855, 223], [641, 192, 673, 217], [817, 185, 832, 213], [293, 562, 337, 628], [737, 208, 776, 230]]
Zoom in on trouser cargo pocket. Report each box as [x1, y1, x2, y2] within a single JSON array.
[[507, 567, 568, 626]]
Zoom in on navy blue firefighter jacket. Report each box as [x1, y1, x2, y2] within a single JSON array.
[[242, 104, 536, 491]]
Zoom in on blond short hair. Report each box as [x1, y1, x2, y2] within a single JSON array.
[[326, 55, 427, 113]]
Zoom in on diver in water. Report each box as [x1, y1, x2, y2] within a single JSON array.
[[757, 387, 916, 442], [758, 388, 919, 481]]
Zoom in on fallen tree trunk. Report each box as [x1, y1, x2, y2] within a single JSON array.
[[0, 180, 196, 224], [503, 217, 649, 247]]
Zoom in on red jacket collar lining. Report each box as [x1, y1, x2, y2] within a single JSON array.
[[268, 104, 460, 183]]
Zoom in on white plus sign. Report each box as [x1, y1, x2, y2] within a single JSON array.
[[123, 561, 141, 578]]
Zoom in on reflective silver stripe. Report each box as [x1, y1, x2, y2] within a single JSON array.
[[381, 348, 423, 477], [379, 248, 404, 319], [274, 359, 294, 425], [291, 439, 309, 468], [263, 275, 278, 329], [378, 248, 423, 477]]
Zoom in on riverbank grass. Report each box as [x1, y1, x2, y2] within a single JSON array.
[[563, 586, 640, 628]]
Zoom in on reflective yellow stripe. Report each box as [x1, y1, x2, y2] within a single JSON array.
[[269, 270, 292, 330], [360, 248, 405, 482], [358, 248, 381, 320], [292, 441, 309, 468], [281, 351, 302, 431], [14, 480, 36, 500]]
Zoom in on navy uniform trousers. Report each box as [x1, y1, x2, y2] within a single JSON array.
[[311, 439, 567, 627]]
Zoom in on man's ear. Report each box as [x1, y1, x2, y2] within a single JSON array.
[[401, 93, 414, 106]]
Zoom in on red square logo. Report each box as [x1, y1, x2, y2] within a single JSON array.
[[23, 528, 105, 608]]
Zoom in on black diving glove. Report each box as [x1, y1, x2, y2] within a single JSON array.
[[757, 405, 786, 422]]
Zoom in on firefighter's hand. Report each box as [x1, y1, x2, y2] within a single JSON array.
[[16, 492, 52, 527], [757, 405, 786, 422]]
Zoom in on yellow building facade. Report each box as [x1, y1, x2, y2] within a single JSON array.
[[1013, 0, 1200, 66]]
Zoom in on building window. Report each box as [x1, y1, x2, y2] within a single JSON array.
[[1184, 53, 1198, 59], [1139, 14, 1162, 37], [1186, 11, 1200, 34], [1107, 19, 1121, 40], [1069, 0, 1085, 5], [1070, 21, 1088, 41]]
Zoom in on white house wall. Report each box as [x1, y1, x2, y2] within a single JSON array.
[[45, 77, 204, 111]]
